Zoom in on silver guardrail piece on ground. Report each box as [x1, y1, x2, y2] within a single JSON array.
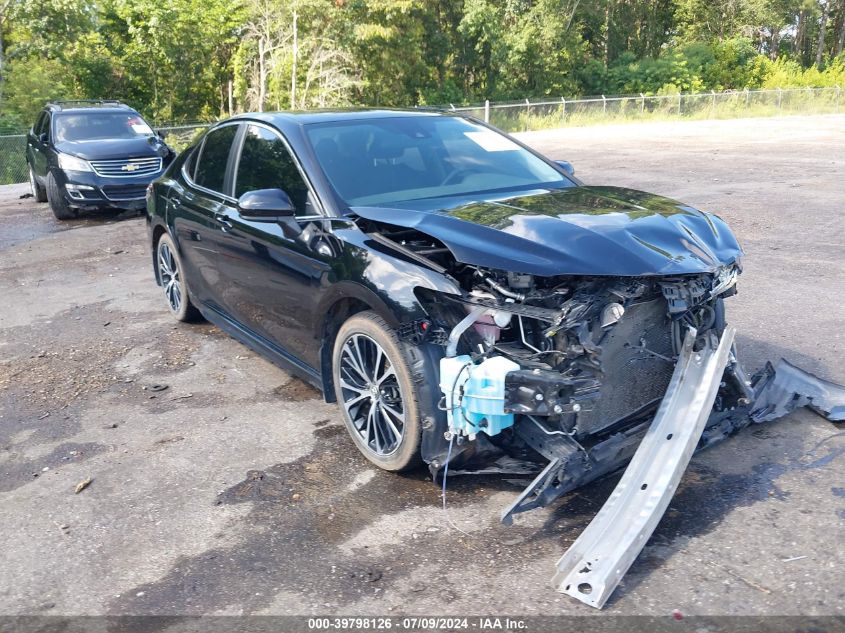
[[552, 324, 736, 609]]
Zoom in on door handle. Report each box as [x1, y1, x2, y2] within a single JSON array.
[[215, 213, 233, 231]]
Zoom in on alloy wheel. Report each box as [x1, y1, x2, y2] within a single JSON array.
[[338, 333, 405, 456], [157, 241, 183, 313]]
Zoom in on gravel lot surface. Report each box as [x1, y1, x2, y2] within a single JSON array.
[[1, 115, 843, 617]]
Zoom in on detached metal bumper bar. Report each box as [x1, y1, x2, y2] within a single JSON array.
[[552, 325, 735, 609]]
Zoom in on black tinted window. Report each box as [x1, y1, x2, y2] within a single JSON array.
[[235, 125, 310, 215], [306, 116, 568, 206], [33, 112, 46, 134], [195, 125, 237, 193], [36, 113, 50, 138], [54, 112, 154, 142]]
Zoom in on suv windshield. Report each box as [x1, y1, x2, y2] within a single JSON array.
[[54, 112, 154, 142], [305, 116, 572, 206]]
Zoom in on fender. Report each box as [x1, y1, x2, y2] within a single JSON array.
[[315, 226, 462, 403]]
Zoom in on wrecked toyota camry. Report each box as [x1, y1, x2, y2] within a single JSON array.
[[147, 110, 845, 608]]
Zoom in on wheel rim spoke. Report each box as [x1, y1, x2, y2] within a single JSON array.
[[159, 244, 182, 312], [338, 333, 404, 457], [379, 403, 403, 442], [372, 405, 384, 453], [364, 404, 375, 445], [343, 337, 370, 383], [376, 365, 395, 385], [339, 379, 366, 394]]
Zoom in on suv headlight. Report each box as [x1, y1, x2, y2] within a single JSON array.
[[57, 153, 92, 172]]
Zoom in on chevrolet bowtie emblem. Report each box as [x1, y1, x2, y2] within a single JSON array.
[[121, 163, 140, 172]]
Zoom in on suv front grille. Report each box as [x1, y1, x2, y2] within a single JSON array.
[[90, 157, 162, 177], [102, 184, 148, 201]]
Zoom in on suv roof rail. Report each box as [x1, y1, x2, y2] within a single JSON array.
[[46, 100, 131, 111]]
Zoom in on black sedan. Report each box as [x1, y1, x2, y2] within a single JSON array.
[[146, 109, 845, 609], [147, 109, 753, 499]]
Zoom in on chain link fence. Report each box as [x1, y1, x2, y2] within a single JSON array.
[[449, 86, 842, 132], [1, 87, 841, 185], [0, 134, 28, 186]]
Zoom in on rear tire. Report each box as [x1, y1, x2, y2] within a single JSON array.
[[155, 233, 201, 322], [29, 167, 47, 203], [332, 311, 423, 472], [45, 172, 76, 220]]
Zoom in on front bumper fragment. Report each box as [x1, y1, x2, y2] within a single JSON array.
[[750, 358, 845, 422], [552, 326, 735, 608]]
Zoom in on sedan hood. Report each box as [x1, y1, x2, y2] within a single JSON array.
[[351, 186, 743, 277], [55, 137, 161, 161]]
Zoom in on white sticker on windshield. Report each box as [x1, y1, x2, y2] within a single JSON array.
[[463, 130, 520, 152], [131, 123, 154, 135]]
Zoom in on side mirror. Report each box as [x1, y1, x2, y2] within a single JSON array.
[[39, 132, 49, 144], [237, 188, 295, 222], [156, 129, 168, 140], [555, 160, 575, 177]]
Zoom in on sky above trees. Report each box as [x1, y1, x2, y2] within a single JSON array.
[[0, 0, 843, 129]]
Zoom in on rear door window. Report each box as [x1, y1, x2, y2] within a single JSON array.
[[35, 112, 50, 140], [194, 125, 238, 194], [32, 112, 46, 135]]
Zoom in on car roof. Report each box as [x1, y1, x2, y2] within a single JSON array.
[[230, 108, 452, 127], [45, 101, 137, 114]]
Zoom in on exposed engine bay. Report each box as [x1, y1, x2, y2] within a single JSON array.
[[420, 257, 747, 511], [361, 218, 845, 608]]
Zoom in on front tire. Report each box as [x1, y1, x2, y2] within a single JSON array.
[[29, 167, 47, 202], [332, 311, 423, 472], [155, 233, 201, 322], [45, 172, 76, 220]]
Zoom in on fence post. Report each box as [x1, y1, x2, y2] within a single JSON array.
[[744, 88, 749, 110], [640, 93, 645, 114], [449, 103, 455, 111], [837, 85, 841, 113], [561, 96, 566, 121], [678, 92, 682, 115], [602, 94, 607, 115], [777, 87, 783, 111], [525, 99, 530, 131], [710, 90, 716, 115], [484, 99, 490, 123]]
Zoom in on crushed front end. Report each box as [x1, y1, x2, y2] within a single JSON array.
[[413, 259, 748, 513], [355, 201, 845, 609]]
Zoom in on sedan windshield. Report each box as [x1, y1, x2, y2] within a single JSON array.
[[54, 112, 155, 142], [305, 116, 572, 206]]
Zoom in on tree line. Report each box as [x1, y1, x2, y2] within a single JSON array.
[[1, 0, 844, 130]]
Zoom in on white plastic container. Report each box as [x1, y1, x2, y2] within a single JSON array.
[[439, 354, 520, 437], [439, 355, 473, 434], [462, 356, 521, 436]]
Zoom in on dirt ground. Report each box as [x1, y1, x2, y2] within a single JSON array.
[[1, 115, 843, 618]]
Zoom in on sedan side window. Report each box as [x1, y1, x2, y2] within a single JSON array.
[[234, 125, 312, 216], [194, 125, 238, 194]]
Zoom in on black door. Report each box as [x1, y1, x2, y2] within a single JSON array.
[[214, 123, 332, 370], [170, 123, 240, 309], [27, 112, 50, 179]]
